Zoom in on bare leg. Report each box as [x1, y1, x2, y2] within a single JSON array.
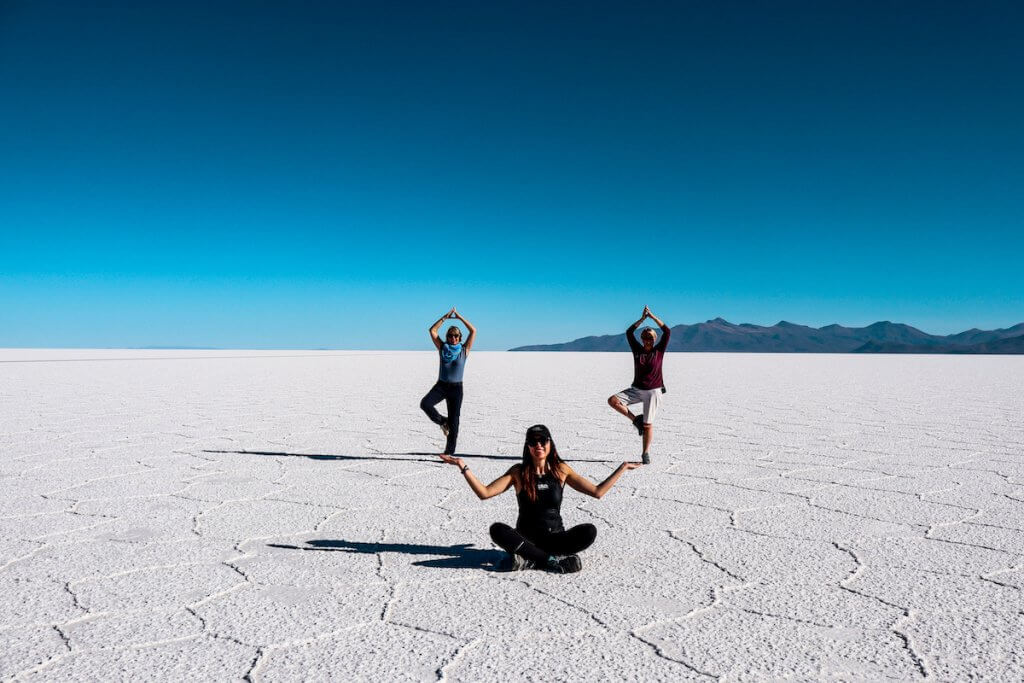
[[642, 424, 653, 454], [607, 396, 635, 421]]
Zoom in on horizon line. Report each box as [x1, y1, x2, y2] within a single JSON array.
[[3, 318, 1023, 353]]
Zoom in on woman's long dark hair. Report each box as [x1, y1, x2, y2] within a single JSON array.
[[520, 425, 564, 502]]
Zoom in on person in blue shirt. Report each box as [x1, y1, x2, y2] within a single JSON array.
[[420, 307, 476, 458]]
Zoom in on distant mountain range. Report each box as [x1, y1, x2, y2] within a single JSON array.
[[509, 319, 1024, 354]]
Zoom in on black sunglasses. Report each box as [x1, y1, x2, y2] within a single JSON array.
[[526, 436, 550, 447]]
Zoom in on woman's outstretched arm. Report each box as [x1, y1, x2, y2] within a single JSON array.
[[451, 308, 477, 351], [561, 462, 641, 499], [428, 308, 455, 350], [440, 455, 515, 500]]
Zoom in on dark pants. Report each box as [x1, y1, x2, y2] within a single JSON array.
[[420, 380, 463, 455], [489, 522, 597, 564]]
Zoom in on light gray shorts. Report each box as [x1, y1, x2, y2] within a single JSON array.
[[613, 386, 663, 424]]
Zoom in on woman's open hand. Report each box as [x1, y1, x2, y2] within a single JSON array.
[[440, 454, 465, 468], [622, 462, 642, 471]]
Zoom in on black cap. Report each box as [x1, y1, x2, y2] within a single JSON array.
[[526, 424, 551, 438]]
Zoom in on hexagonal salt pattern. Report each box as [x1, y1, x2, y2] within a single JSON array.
[[1, 349, 1021, 680]]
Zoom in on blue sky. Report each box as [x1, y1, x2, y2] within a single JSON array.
[[2, 1, 1021, 349]]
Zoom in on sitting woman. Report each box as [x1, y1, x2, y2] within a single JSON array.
[[441, 424, 640, 573]]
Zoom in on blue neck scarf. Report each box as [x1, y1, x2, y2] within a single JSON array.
[[441, 342, 463, 363]]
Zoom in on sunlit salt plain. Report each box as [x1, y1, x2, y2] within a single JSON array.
[[1, 349, 1022, 681]]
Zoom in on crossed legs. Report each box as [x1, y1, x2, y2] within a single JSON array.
[[489, 522, 597, 565]]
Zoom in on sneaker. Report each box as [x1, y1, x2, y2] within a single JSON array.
[[498, 553, 534, 571], [550, 555, 582, 574], [440, 421, 450, 437], [641, 452, 651, 465], [632, 414, 644, 436]]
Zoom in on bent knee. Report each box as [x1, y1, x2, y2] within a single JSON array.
[[489, 522, 512, 540], [579, 523, 597, 543], [607, 395, 621, 407]]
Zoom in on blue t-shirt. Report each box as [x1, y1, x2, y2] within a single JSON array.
[[438, 344, 467, 382]]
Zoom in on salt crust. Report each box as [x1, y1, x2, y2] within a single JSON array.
[[0, 350, 1021, 680]]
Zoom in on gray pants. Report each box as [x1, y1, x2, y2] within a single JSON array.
[[614, 386, 663, 423]]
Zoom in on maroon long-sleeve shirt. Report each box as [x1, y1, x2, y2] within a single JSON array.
[[627, 324, 670, 390]]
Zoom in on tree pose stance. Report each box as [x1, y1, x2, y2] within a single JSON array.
[[441, 425, 640, 573], [607, 306, 671, 464], [421, 307, 476, 458]]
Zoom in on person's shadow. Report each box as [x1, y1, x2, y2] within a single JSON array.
[[267, 539, 509, 570], [204, 449, 616, 464], [202, 449, 440, 463]]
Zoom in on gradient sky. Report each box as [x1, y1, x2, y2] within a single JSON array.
[[2, 1, 1022, 349]]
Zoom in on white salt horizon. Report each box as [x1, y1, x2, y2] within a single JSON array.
[[1, 350, 1022, 680]]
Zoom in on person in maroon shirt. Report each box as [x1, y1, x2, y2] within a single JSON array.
[[607, 306, 670, 464]]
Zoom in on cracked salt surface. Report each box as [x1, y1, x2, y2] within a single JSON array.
[[1, 350, 1022, 681]]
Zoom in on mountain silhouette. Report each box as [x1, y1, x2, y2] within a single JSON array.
[[509, 320, 1024, 354]]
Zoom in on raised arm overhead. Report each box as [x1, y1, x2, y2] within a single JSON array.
[[644, 306, 670, 333], [428, 307, 455, 350], [449, 307, 477, 351]]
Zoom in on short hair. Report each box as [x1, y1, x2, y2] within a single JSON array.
[[640, 326, 656, 339]]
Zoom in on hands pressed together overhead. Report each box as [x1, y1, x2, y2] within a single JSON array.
[[637, 305, 666, 329], [442, 307, 469, 323]]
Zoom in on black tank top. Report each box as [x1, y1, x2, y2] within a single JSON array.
[[516, 470, 564, 535]]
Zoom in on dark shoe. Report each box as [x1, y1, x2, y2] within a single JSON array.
[[498, 553, 534, 571], [641, 452, 651, 465], [550, 555, 582, 574], [632, 414, 644, 436]]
